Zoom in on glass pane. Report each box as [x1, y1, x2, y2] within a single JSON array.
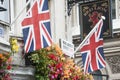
[[112, 0, 116, 19]]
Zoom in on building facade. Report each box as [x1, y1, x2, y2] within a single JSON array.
[[0, 0, 120, 80], [0, 0, 10, 53], [72, 0, 120, 80]]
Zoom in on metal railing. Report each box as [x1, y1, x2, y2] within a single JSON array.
[[92, 73, 109, 80]]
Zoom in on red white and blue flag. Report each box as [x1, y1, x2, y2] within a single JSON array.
[[21, 0, 52, 53], [80, 19, 106, 73]]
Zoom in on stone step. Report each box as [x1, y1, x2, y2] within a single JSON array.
[[8, 66, 35, 80]]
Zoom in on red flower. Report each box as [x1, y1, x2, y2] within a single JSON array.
[[48, 54, 58, 61], [3, 73, 12, 80], [7, 65, 12, 70], [56, 62, 63, 69], [73, 76, 79, 80]]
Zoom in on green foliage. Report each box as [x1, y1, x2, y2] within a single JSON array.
[[29, 48, 52, 80]]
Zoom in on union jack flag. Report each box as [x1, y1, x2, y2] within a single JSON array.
[[21, 0, 52, 53], [80, 19, 106, 73]]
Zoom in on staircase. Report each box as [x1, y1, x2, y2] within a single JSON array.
[[74, 51, 83, 68], [9, 66, 35, 80], [8, 38, 35, 80]]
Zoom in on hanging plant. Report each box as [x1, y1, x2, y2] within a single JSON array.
[[28, 44, 93, 80], [0, 37, 19, 80], [29, 48, 51, 80], [0, 53, 12, 80]]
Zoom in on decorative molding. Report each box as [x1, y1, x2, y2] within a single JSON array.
[[0, 38, 10, 53], [0, 20, 10, 26], [106, 55, 120, 74]]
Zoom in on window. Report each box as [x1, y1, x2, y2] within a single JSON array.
[[26, 0, 35, 11], [26, 0, 30, 11], [112, 0, 116, 19]]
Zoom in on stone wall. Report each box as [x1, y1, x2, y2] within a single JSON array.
[[9, 37, 35, 80]]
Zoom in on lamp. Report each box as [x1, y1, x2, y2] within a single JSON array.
[[0, 0, 4, 4], [0, 0, 7, 12], [67, 0, 85, 16]]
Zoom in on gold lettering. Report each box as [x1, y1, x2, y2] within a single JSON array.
[[82, 2, 108, 16]]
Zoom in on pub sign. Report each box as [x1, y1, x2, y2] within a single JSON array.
[[79, 0, 112, 39]]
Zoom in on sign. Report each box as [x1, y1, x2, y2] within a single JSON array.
[[60, 39, 74, 58], [79, 0, 112, 39]]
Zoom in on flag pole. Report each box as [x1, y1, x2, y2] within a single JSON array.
[[10, 0, 32, 27], [73, 16, 105, 54]]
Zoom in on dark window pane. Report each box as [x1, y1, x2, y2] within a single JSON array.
[[112, 0, 116, 19]]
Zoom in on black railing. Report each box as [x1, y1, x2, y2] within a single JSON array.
[[92, 73, 109, 80]]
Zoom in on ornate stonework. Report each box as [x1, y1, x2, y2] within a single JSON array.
[[106, 55, 120, 73]]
